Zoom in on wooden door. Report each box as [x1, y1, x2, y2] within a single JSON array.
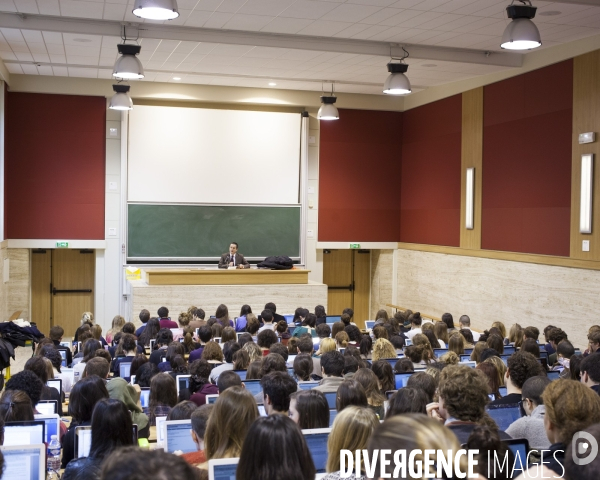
[[323, 250, 353, 316], [31, 249, 52, 334], [352, 250, 370, 329], [51, 249, 95, 336]]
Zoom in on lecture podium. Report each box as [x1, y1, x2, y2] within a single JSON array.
[[128, 267, 327, 325]]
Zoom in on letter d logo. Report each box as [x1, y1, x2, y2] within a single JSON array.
[[572, 431, 599, 466]]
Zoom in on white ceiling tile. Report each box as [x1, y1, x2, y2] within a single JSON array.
[[430, 0, 477, 13], [297, 20, 354, 36], [46, 43, 65, 55], [163, 52, 189, 63], [52, 65, 69, 76], [397, 10, 446, 27], [0, 51, 16, 60], [199, 55, 238, 66], [222, 14, 274, 31], [21, 63, 39, 75], [238, 0, 295, 16], [36, 65, 54, 76], [154, 40, 180, 52], [436, 32, 494, 48], [59, 0, 104, 18], [15, 51, 33, 61], [174, 41, 201, 54], [379, 9, 423, 26], [467, 19, 507, 36], [412, 0, 454, 10], [65, 45, 100, 56], [0, 1, 17, 13], [103, 3, 127, 20], [332, 23, 373, 38], [22, 30, 45, 44], [9, 41, 30, 53], [209, 43, 255, 56], [280, 1, 339, 20], [6, 63, 23, 74], [96, 69, 113, 79], [320, 4, 383, 23], [389, 0, 425, 8], [26, 42, 48, 54], [346, 0, 398, 6], [203, 12, 235, 28], [260, 17, 314, 34], [66, 55, 99, 65], [0, 28, 24, 42], [42, 31, 64, 45], [49, 53, 66, 63], [98, 56, 115, 66], [14, 0, 39, 14], [360, 7, 404, 24], [183, 10, 213, 27], [63, 33, 102, 47], [348, 24, 390, 39], [37, 0, 60, 15]]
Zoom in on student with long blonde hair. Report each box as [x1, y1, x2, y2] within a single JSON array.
[[371, 338, 397, 362], [316, 338, 336, 356]]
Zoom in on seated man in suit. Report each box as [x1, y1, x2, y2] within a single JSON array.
[[218, 242, 250, 269]]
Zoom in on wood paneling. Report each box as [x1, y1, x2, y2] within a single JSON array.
[[31, 250, 51, 334], [353, 250, 371, 329], [460, 88, 483, 250], [571, 51, 600, 260], [323, 249, 353, 315], [52, 249, 95, 335], [143, 269, 309, 285]]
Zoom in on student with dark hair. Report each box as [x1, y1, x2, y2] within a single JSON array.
[[188, 360, 219, 406], [0, 389, 34, 422], [405, 312, 423, 340], [344, 325, 362, 345], [343, 355, 359, 378], [111, 334, 138, 377], [138, 318, 160, 348], [262, 302, 285, 323], [386, 387, 428, 418], [336, 379, 368, 412], [254, 353, 288, 403], [74, 338, 102, 382], [166, 401, 198, 421], [237, 415, 316, 480], [216, 370, 242, 392], [521, 338, 540, 358], [145, 373, 177, 425], [275, 320, 292, 345], [49, 325, 73, 367], [394, 357, 414, 374], [315, 305, 327, 326], [269, 342, 289, 363], [188, 325, 213, 362], [62, 375, 109, 468], [466, 426, 514, 480], [315, 323, 331, 339], [149, 329, 174, 365], [257, 329, 278, 353], [405, 371, 436, 403], [181, 404, 213, 466], [293, 313, 318, 338], [133, 361, 159, 388], [24, 355, 63, 414], [5, 370, 44, 408], [353, 368, 386, 419], [296, 334, 321, 377], [135, 309, 151, 337], [553, 339, 575, 376], [157, 306, 177, 329], [289, 390, 329, 429], [261, 371, 297, 415], [314, 351, 345, 393], [292, 307, 309, 326], [371, 360, 394, 395], [257, 309, 275, 333], [63, 398, 134, 480], [293, 353, 314, 382], [489, 351, 546, 406], [99, 447, 200, 480], [580, 352, 600, 394]]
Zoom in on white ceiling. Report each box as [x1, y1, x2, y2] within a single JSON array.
[[0, 0, 598, 95]]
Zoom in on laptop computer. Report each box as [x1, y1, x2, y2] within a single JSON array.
[[298, 382, 319, 390], [33, 414, 60, 444], [75, 426, 92, 457], [35, 400, 58, 416], [46, 379, 62, 397], [302, 428, 331, 474], [0, 444, 46, 480], [155, 416, 167, 445], [486, 404, 523, 431], [119, 362, 132, 379], [4, 421, 45, 446], [505, 438, 530, 464], [242, 380, 262, 396], [206, 394, 219, 404], [325, 316, 341, 325], [394, 372, 414, 389], [140, 388, 150, 409], [364, 320, 375, 330], [329, 409, 337, 427], [323, 392, 337, 409], [163, 420, 196, 454], [176, 375, 191, 397], [547, 370, 561, 381], [208, 458, 240, 480], [233, 370, 247, 380]]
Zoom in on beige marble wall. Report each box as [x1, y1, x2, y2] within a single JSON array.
[[389, 249, 599, 350], [0, 247, 30, 322], [128, 280, 328, 328], [370, 250, 394, 319]]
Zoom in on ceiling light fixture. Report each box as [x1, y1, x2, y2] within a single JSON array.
[[109, 84, 133, 110], [501, 0, 542, 50], [268, 82, 277, 86], [318, 82, 339, 121], [133, 0, 179, 20], [173, 77, 181, 80], [383, 46, 411, 95], [113, 44, 144, 79]]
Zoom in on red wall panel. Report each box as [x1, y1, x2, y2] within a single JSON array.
[[482, 60, 572, 256], [319, 109, 403, 242], [400, 94, 462, 246], [4, 92, 106, 239]]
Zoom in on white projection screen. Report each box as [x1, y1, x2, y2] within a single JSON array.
[[128, 105, 302, 204]]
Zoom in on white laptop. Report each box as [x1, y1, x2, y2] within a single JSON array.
[[364, 320, 376, 330], [302, 428, 331, 475], [208, 458, 239, 480], [33, 414, 60, 444], [155, 416, 168, 445], [46, 379, 62, 397], [176, 374, 191, 397], [163, 420, 195, 454], [0, 444, 46, 480], [75, 426, 92, 458], [4, 421, 45, 446]]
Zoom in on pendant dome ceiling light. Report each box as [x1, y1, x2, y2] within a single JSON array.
[[383, 46, 411, 95], [501, 0, 542, 50], [109, 84, 133, 111], [133, 0, 180, 20], [318, 82, 339, 121], [113, 44, 144, 80]]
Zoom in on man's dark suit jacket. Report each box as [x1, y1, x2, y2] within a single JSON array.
[[218, 252, 250, 268]]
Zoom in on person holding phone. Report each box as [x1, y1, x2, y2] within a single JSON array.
[[218, 242, 250, 269]]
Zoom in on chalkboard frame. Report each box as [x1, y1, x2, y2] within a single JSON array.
[[126, 203, 302, 262]]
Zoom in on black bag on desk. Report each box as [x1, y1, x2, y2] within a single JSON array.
[[256, 255, 294, 270]]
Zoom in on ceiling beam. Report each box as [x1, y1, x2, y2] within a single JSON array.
[[0, 12, 523, 68]]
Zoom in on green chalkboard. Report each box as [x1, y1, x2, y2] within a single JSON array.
[[127, 204, 301, 260]]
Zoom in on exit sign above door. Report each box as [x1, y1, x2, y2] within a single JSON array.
[[55, 242, 69, 248]]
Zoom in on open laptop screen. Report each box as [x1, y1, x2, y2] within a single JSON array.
[[164, 420, 196, 454], [302, 428, 331, 474], [4, 421, 45, 447], [486, 404, 522, 431], [33, 415, 60, 444], [208, 458, 240, 480], [0, 445, 45, 480]]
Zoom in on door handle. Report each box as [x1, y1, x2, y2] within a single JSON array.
[[52, 288, 92, 295]]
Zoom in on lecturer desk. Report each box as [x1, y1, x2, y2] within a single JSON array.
[[143, 268, 309, 285]]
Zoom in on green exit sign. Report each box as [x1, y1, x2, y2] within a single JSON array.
[[349, 243, 360, 249], [56, 242, 69, 248]]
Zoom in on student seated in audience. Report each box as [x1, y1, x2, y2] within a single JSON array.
[[90, 324, 108, 348], [505, 376, 551, 449], [345, 325, 362, 348], [187, 359, 219, 406], [246, 359, 263, 380], [433, 322, 449, 348], [62, 375, 109, 468], [49, 325, 73, 367], [476, 362, 502, 399], [275, 320, 292, 345], [257, 329, 278, 355], [343, 355, 358, 379], [373, 325, 388, 341], [386, 388, 428, 418], [323, 406, 379, 480], [237, 415, 315, 480], [74, 338, 102, 382], [459, 315, 480, 342], [157, 306, 177, 329], [316, 338, 336, 356], [24, 356, 63, 415], [547, 327, 568, 365], [314, 305, 327, 326], [157, 342, 185, 372], [466, 425, 513, 480], [292, 307, 309, 326], [82, 357, 110, 380], [257, 309, 275, 333], [243, 340, 262, 363], [403, 344, 431, 369], [289, 390, 329, 429], [232, 349, 250, 371], [371, 338, 397, 363], [111, 334, 137, 377], [246, 314, 260, 340], [254, 353, 289, 403], [100, 447, 200, 480], [448, 332, 465, 356], [216, 370, 242, 393], [428, 364, 511, 443], [489, 351, 545, 406], [134, 309, 151, 338], [188, 325, 212, 362], [297, 334, 321, 377], [331, 322, 345, 340], [371, 360, 394, 395], [552, 339, 575, 376], [5, 370, 44, 414], [406, 372, 436, 403], [335, 331, 349, 350], [0, 389, 34, 421], [134, 361, 159, 388], [470, 341, 487, 364], [439, 351, 459, 365], [187, 307, 206, 332], [137, 317, 160, 349], [106, 377, 150, 439], [261, 371, 297, 415], [201, 341, 224, 366], [293, 313, 318, 338], [202, 386, 259, 469], [459, 329, 474, 348], [41, 345, 73, 394], [181, 404, 213, 467], [293, 353, 314, 382], [149, 329, 174, 365], [353, 368, 386, 419], [586, 328, 600, 356], [580, 352, 600, 394], [543, 379, 600, 475], [336, 379, 368, 412], [268, 342, 289, 365], [369, 414, 467, 478], [394, 357, 414, 373], [313, 351, 345, 393], [487, 334, 505, 355], [145, 373, 177, 425], [237, 333, 253, 348], [62, 398, 135, 480], [105, 315, 126, 345]]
